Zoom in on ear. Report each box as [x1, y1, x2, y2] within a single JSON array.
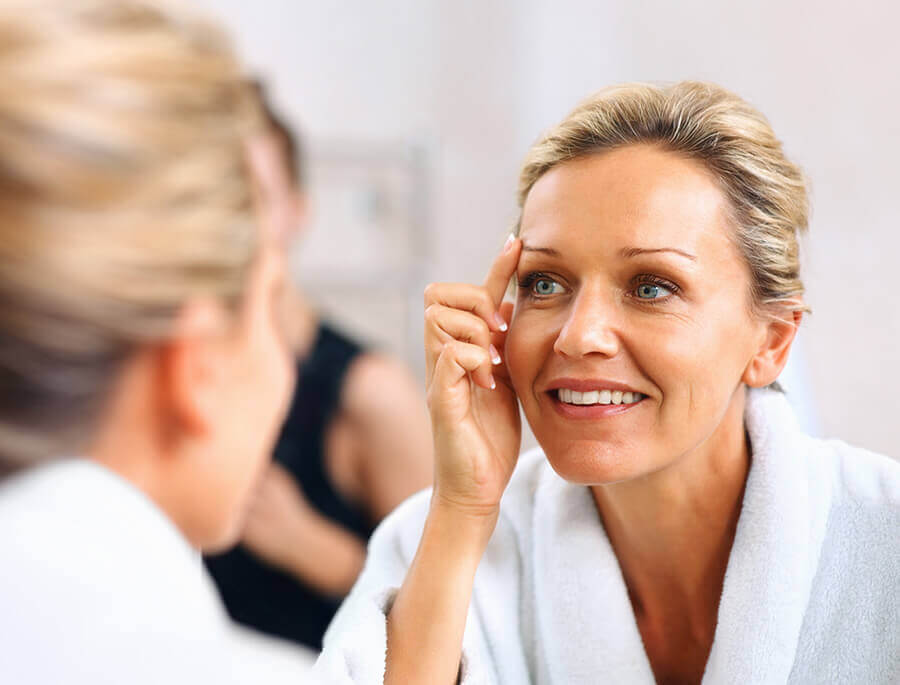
[[742, 308, 803, 388], [158, 299, 229, 445]]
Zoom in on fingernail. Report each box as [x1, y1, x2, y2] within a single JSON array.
[[489, 375, 496, 389], [489, 344, 501, 365], [503, 233, 516, 252], [493, 312, 508, 331]]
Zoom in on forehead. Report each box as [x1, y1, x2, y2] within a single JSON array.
[[520, 145, 735, 259]]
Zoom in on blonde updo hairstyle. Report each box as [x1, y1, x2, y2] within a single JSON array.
[[0, 0, 263, 475], [517, 81, 809, 321]]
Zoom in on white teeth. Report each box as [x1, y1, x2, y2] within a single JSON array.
[[556, 388, 643, 406]]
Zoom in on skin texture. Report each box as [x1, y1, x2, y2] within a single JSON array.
[[237, 131, 433, 596], [385, 144, 799, 684]]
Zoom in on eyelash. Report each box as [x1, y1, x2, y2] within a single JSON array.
[[517, 271, 559, 298], [627, 274, 680, 304], [517, 271, 681, 303]]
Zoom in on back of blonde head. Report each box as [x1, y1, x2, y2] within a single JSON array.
[[518, 81, 809, 316], [0, 0, 262, 474]]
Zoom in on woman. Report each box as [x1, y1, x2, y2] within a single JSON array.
[[0, 0, 312, 682], [317, 82, 900, 683], [205, 85, 433, 651]]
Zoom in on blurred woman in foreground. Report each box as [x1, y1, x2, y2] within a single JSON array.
[[206, 86, 433, 651], [0, 0, 313, 682]]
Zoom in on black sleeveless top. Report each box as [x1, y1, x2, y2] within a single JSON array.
[[204, 323, 374, 650]]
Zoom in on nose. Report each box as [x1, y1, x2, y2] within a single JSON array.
[[553, 289, 620, 359]]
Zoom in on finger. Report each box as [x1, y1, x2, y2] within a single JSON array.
[[487, 302, 515, 352], [425, 304, 495, 374], [483, 234, 522, 314], [430, 340, 495, 395], [424, 282, 506, 333], [489, 301, 516, 384]]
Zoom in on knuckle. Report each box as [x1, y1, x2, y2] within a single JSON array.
[[477, 289, 494, 312], [423, 282, 439, 305]]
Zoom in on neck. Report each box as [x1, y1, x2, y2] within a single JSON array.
[[591, 387, 751, 628]]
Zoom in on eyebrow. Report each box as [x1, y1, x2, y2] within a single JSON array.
[[520, 244, 561, 256], [520, 242, 696, 261], [619, 246, 697, 261]]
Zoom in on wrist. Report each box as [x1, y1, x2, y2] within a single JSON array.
[[427, 492, 499, 557]]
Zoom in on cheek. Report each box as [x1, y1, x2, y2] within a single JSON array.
[[636, 307, 758, 411], [250, 301, 294, 416], [505, 311, 557, 400]]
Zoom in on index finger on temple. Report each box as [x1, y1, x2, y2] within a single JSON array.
[[483, 234, 522, 310]]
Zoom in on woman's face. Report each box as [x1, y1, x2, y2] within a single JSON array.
[[197, 243, 295, 550], [505, 144, 767, 484]]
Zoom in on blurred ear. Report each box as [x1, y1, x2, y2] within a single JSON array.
[[743, 308, 803, 388], [159, 299, 229, 443]]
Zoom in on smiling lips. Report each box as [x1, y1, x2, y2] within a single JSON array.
[[555, 388, 644, 406], [544, 380, 647, 418]]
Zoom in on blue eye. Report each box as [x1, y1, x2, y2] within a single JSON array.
[[635, 282, 673, 300], [533, 278, 562, 296]]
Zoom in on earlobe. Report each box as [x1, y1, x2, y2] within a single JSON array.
[[742, 309, 803, 388]]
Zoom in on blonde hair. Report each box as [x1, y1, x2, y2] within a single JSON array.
[[517, 81, 809, 316], [0, 0, 263, 474]]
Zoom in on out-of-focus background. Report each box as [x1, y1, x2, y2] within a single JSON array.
[[196, 0, 899, 457]]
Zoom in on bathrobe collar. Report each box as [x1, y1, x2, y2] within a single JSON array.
[[530, 389, 822, 683]]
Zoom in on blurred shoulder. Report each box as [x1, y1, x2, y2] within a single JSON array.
[[340, 351, 422, 415]]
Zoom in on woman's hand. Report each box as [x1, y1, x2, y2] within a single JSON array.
[[424, 234, 523, 517], [384, 236, 524, 684]]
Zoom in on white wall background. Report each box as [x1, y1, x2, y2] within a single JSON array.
[[195, 0, 899, 457]]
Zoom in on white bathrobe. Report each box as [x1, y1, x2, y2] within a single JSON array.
[[0, 460, 317, 684], [316, 389, 900, 684]]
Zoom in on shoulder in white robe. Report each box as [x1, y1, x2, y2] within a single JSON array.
[[0, 459, 317, 684], [316, 389, 900, 684]]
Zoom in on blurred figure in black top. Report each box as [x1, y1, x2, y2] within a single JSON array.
[[204, 82, 433, 650]]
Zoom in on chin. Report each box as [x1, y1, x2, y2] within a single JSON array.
[[201, 517, 242, 554], [539, 437, 652, 485], [194, 494, 248, 553]]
